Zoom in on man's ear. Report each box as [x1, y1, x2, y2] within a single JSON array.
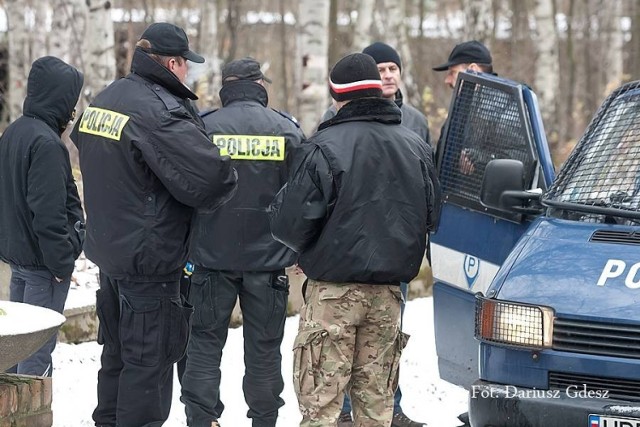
[[467, 63, 481, 72]]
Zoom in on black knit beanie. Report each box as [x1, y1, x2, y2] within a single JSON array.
[[329, 53, 383, 102], [362, 42, 402, 71]]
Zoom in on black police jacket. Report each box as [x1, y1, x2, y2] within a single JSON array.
[[189, 80, 304, 271], [71, 49, 237, 281], [270, 97, 440, 284], [0, 56, 84, 279]]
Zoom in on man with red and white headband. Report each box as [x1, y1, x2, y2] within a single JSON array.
[[269, 52, 439, 427]]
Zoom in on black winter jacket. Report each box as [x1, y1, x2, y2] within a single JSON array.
[[321, 90, 430, 145], [270, 97, 439, 284], [0, 56, 84, 279], [190, 80, 304, 271], [71, 49, 237, 281]]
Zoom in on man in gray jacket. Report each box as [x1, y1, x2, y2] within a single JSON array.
[[321, 42, 430, 147]]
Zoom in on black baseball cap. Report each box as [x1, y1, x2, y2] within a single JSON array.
[[222, 57, 272, 84], [432, 40, 492, 71], [140, 22, 205, 63]]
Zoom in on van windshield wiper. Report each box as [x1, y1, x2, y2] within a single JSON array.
[[542, 195, 640, 221]]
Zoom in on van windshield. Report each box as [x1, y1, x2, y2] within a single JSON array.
[[545, 84, 640, 223]]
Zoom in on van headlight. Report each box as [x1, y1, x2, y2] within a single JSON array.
[[475, 295, 554, 348]]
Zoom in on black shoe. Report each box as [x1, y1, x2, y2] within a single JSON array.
[[337, 412, 354, 427], [391, 411, 425, 427]]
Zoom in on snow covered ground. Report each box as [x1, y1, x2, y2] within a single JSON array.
[[52, 296, 468, 426]]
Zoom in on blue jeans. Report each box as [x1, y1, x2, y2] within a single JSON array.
[[341, 282, 407, 415], [8, 265, 70, 376]]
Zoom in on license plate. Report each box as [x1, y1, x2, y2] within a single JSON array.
[[589, 414, 640, 426]]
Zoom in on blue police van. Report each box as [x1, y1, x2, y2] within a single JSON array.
[[432, 72, 640, 426]]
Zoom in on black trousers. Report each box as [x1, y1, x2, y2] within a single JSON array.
[[180, 269, 288, 427], [92, 272, 193, 427]]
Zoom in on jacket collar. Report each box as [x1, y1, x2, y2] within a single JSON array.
[[219, 80, 268, 107], [318, 97, 401, 131], [394, 89, 404, 108], [130, 48, 198, 100]]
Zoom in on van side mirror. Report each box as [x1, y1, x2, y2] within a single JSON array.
[[481, 159, 543, 215]]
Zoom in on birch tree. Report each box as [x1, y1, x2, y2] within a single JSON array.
[[353, 0, 375, 51], [50, 0, 87, 67], [462, 0, 493, 46], [532, 0, 559, 144], [376, 0, 421, 108], [602, 0, 624, 89], [5, 0, 30, 121], [84, 0, 116, 106], [297, 0, 331, 135], [195, 0, 220, 108]]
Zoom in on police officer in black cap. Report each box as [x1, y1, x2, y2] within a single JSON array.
[[180, 57, 304, 427], [433, 40, 495, 175], [71, 22, 237, 427], [432, 40, 494, 90]]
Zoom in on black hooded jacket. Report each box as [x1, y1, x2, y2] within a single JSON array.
[[189, 80, 304, 271], [270, 98, 439, 284], [71, 49, 237, 281], [0, 56, 84, 278]]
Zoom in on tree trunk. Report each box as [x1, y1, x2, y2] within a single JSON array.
[[532, 0, 560, 149], [31, 1, 49, 61], [297, 0, 331, 135], [379, 0, 421, 109], [5, 0, 30, 121], [50, 0, 87, 69], [602, 0, 624, 89], [563, 0, 577, 146], [328, 0, 340, 68], [278, 0, 290, 112], [462, 0, 493, 46], [196, 0, 221, 109], [353, 0, 375, 51], [84, 0, 116, 106]]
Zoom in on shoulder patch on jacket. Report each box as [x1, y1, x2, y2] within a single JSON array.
[[151, 84, 181, 111], [199, 108, 219, 119], [78, 106, 130, 141], [271, 108, 300, 128]]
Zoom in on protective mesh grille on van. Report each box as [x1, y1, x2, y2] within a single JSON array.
[[546, 81, 640, 221], [549, 372, 640, 401], [439, 75, 535, 208], [553, 317, 640, 359]]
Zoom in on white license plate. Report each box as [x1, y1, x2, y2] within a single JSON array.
[[589, 414, 640, 427]]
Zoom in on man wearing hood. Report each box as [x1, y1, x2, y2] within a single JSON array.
[[0, 56, 84, 377], [71, 22, 237, 427]]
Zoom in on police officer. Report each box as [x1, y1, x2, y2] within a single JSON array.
[[71, 22, 237, 427], [270, 53, 439, 427], [180, 57, 304, 427], [0, 56, 84, 377]]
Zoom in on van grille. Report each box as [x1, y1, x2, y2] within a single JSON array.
[[590, 230, 640, 245], [549, 372, 640, 401], [553, 318, 640, 359]]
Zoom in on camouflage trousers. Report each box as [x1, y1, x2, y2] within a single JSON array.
[[293, 279, 408, 427]]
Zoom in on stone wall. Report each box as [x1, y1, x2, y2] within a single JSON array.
[[0, 374, 52, 427]]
